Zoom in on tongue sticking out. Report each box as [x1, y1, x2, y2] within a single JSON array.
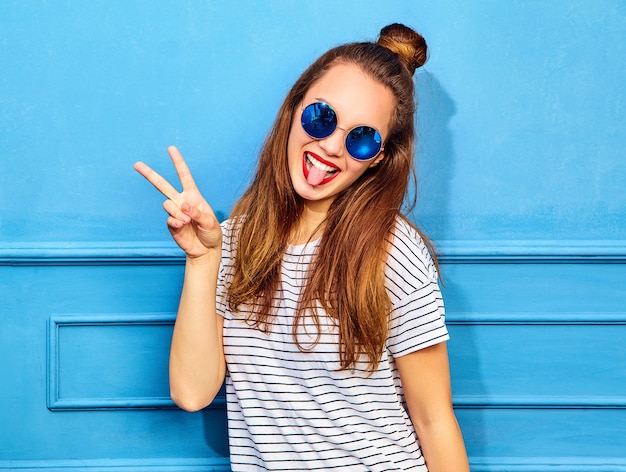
[[306, 165, 328, 186]]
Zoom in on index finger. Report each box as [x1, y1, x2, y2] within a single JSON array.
[[168, 146, 198, 191], [134, 161, 181, 201]]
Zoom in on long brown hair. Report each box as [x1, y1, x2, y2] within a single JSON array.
[[227, 24, 434, 371]]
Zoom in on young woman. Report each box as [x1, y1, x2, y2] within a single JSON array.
[[135, 23, 469, 472]]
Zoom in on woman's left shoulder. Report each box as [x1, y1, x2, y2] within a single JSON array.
[[385, 216, 438, 285]]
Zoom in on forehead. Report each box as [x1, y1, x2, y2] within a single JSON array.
[[303, 63, 396, 135]]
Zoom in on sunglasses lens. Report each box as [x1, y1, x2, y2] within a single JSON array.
[[346, 127, 383, 161], [301, 102, 336, 139]]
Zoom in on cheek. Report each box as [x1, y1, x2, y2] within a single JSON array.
[[287, 128, 300, 166], [345, 160, 373, 179], [287, 122, 316, 169], [288, 118, 310, 145], [287, 120, 303, 151]]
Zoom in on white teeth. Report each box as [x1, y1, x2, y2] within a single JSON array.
[[306, 153, 337, 172]]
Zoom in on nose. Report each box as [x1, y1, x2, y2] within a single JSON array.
[[318, 127, 347, 157]]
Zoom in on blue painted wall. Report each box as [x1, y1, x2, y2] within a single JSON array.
[[1, 1, 625, 470]]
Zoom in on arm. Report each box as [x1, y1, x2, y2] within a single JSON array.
[[169, 251, 226, 411], [135, 146, 226, 411], [396, 342, 470, 472]]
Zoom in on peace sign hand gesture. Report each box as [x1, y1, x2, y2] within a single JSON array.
[[134, 146, 222, 259]]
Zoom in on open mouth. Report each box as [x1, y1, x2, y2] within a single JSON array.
[[302, 151, 340, 186]]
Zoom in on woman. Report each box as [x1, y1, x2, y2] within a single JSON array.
[[135, 23, 469, 472]]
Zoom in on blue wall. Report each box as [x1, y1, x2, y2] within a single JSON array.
[[1, 1, 625, 470]]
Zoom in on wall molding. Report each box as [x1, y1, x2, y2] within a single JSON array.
[[2, 239, 626, 265], [47, 313, 226, 411], [453, 394, 626, 410], [448, 312, 626, 410], [44, 312, 625, 411], [436, 239, 626, 263], [1, 457, 624, 471], [1, 242, 185, 266], [469, 457, 626, 472], [0, 458, 231, 471], [446, 311, 626, 325]]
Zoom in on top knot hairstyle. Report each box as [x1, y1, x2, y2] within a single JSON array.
[[377, 23, 428, 76], [229, 23, 435, 372]]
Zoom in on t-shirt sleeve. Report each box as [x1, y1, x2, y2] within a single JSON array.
[[216, 261, 227, 318], [387, 278, 449, 357], [385, 218, 449, 356], [215, 220, 234, 319]]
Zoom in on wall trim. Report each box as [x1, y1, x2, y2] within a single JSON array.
[[2, 239, 626, 265], [0, 242, 185, 266], [446, 311, 626, 325], [449, 311, 626, 409], [46, 313, 226, 411], [469, 457, 626, 472], [0, 458, 231, 471], [453, 394, 626, 409], [437, 239, 626, 263], [1, 457, 624, 471]]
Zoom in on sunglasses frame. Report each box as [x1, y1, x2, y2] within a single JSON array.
[[300, 101, 385, 162]]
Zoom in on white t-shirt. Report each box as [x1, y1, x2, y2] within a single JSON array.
[[216, 218, 449, 471]]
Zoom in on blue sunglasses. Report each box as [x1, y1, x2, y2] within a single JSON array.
[[300, 102, 384, 161]]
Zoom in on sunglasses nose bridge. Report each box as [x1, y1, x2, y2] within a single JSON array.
[[317, 125, 348, 157]]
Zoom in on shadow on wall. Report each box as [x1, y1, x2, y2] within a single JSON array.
[[415, 72, 489, 458], [202, 395, 230, 458], [444, 282, 489, 460], [414, 70, 457, 242]]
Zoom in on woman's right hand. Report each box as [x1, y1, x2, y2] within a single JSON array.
[[134, 146, 222, 259]]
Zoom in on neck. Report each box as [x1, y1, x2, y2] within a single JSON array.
[[290, 200, 330, 245]]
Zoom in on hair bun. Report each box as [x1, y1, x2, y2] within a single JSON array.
[[377, 23, 428, 76]]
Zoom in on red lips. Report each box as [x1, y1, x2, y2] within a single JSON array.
[[303, 151, 341, 186]]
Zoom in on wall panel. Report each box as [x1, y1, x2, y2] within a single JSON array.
[[48, 314, 175, 410], [442, 248, 626, 470], [1, 0, 625, 470], [0, 260, 228, 465], [3, 243, 624, 469]]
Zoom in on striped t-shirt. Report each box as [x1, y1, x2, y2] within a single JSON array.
[[216, 218, 449, 471]]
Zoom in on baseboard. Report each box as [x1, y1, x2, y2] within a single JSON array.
[[469, 456, 626, 471], [2, 457, 625, 471], [0, 458, 231, 471]]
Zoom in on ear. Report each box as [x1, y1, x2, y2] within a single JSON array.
[[368, 151, 385, 168]]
